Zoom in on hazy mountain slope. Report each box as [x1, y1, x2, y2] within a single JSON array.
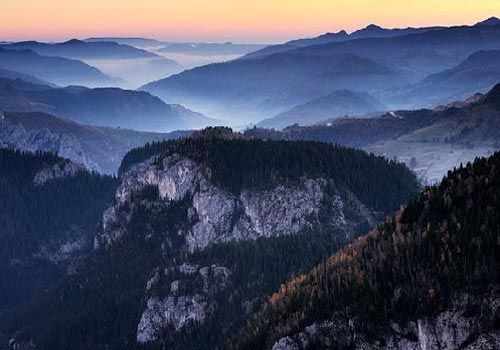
[[0, 111, 190, 174], [286, 22, 500, 79], [140, 53, 403, 123], [1, 39, 163, 60], [84, 37, 168, 48], [392, 50, 500, 108], [248, 84, 500, 183], [258, 90, 384, 129], [243, 23, 444, 60], [141, 23, 500, 122], [0, 69, 55, 87], [0, 40, 183, 88], [0, 48, 117, 87], [3, 129, 419, 349], [232, 151, 500, 350], [157, 42, 267, 56], [0, 149, 118, 332], [0, 80, 216, 132]]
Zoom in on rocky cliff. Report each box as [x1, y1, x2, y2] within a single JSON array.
[[94, 147, 377, 346], [96, 153, 372, 252]]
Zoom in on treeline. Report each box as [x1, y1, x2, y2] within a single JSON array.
[[245, 109, 438, 147], [160, 137, 419, 214], [118, 139, 178, 177], [231, 152, 500, 349]]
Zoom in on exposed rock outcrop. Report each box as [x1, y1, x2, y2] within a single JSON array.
[[272, 288, 500, 350], [137, 263, 232, 343], [96, 153, 371, 251], [33, 160, 85, 185]]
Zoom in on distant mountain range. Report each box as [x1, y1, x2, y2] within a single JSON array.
[[157, 42, 267, 56], [247, 83, 500, 183], [0, 48, 118, 87], [0, 39, 183, 87], [0, 77, 216, 131], [243, 23, 446, 60], [0, 111, 189, 174], [0, 39, 168, 60], [139, 18, 500, 123], [258, 90, 384, 129], [85, 37, 267, 56], [85, 37, 168, 48], [244, 17, 500, 61], [141, 53, 403, 123], [390, 50, 500, 108]]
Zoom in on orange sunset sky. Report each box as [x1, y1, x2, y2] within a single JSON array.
[[2, 0, 500, 43]]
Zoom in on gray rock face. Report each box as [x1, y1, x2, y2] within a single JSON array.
[[136, 263, 231, 343], [0, 115, 97, 171], [33, 160, 85, 185], [272, 289, 500, 350], [97, 153, 362, 251]]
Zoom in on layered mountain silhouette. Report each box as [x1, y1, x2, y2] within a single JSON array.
[[0, 39, 183, 87], [244, 23, 445, 60], [258, 90, 384, 129], [0, 39, 173, 60], [157, 42, 266, 56], [0, 78, 215, 131], [0, 48, 117, 87], [141, 53, 402, 123], [391, 50, 500, 108], [248, 83, 500, 183], [140, 19, 500, 123]]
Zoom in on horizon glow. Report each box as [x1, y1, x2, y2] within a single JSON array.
[[2, 0, 500, 43]]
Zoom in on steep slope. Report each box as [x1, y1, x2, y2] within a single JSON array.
[[0, 80, 216, 132], [0, 149, 118, 332], [141, 53, 403, 123], [232, 151, 500, 350], [393, 50, 500, 108], [3, 128, 419, 349], [258, 90, 384, 129], [0, 48, 117, 87], [247, 84, 500, 183], [0, 111, 190, 174]]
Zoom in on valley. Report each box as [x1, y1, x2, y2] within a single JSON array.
[[0, 9, 499, 350]]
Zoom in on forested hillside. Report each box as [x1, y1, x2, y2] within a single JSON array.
[[3, 130, 420, 349], [157, 130, 419, 213], [0, 148, 118, 318], [232, 152, 500, 349]]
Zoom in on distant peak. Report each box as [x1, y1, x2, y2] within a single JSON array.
[[62, 39, 84, 45], [364, 24, 383, 31], [475, 16, 500, 27]]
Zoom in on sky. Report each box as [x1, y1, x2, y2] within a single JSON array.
[[2, 0, 500, 43]]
